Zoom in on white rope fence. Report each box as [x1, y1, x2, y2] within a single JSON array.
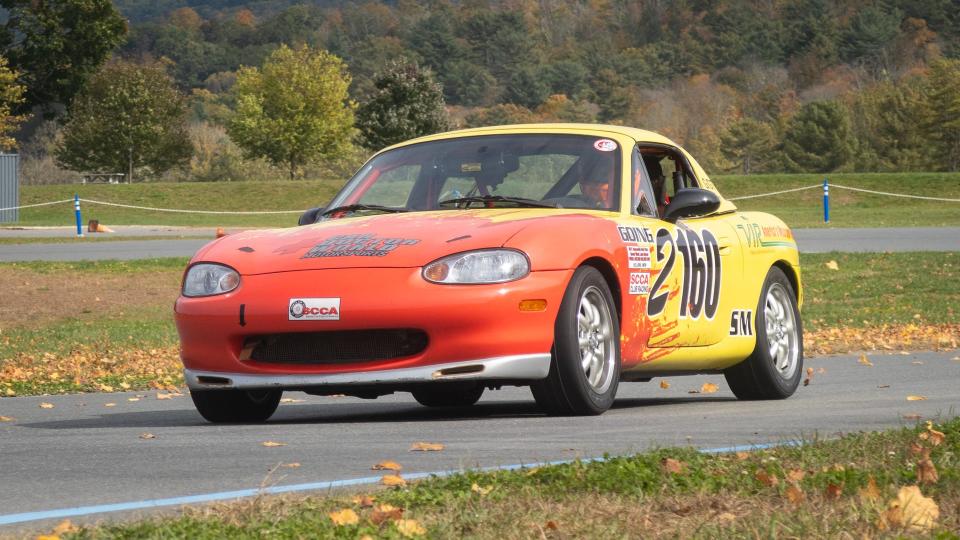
[[0, 198, 73, 212], [727, 184, 820, 201], [79, 198, 304, 215], [830, 183, 960, 202]]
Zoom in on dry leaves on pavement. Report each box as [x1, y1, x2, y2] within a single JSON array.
[[372, 460, 403, 471], [659, 380, 670, 389], [39, 402, 54, 409], [858, 353, 873, 366], [261, 441, 286, 448], [139, 433, 156, 440], [381, 474, 407, 487], [0, 415, 14, 422], [410, 442, 444, 452], [906, 395, 927, 401]]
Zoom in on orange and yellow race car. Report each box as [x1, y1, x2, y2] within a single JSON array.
[[175, 124, 802, 422]]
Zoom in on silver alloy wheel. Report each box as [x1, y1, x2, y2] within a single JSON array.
[[764, 282, 799, 380], [577, 285, 616, 393]]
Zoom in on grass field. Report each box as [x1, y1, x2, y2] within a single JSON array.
[[7, 172, 960, 229], [50, 418, 959, 538], [0, 253, 956, 397]]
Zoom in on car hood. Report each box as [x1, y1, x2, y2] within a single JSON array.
[[194, 209, 563, 275]]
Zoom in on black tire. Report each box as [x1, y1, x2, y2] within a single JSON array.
[[724, 267, 803, 400], [191, 389, 282, 423], [412, 383, 484, 407], [531, 266, 621, 415]]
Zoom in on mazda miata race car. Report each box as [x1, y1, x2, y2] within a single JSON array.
[[175, 124, 803, 422]]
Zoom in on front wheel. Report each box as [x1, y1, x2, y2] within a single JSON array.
[[724, 267, 803, 400], [191, 389, 282, 423], [531, 266, 621, 415]]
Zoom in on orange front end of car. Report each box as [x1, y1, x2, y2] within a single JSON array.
[[175, 267, 571, 390]]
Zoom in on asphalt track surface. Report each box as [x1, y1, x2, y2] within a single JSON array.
[[1, 351, 958, 533], [0, 227, 958, 262]]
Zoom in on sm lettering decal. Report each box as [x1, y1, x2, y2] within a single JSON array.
[[729, 310, 753, 336]]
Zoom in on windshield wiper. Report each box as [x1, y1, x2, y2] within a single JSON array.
[[319, 204, 408, 217], [438, 195, 556, 209]]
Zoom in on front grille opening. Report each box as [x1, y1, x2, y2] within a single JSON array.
[[245, 329, 428, 365], [197, 375, 232, 385]]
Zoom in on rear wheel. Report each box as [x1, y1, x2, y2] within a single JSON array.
[[191, 389, 282, 423], [412, 383, 484, 407], [531, 266, 620, 415], [724, 267, 803, 400]]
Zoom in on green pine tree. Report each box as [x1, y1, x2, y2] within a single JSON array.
[[356, 59, 449, 150]]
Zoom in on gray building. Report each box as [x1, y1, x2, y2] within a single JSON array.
[[0, 153, 18, 223]]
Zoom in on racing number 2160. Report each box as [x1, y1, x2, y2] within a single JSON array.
[[647, 228, 721, 320]]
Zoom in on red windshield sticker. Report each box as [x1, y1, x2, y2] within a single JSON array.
[[593, 139, 617, 152]]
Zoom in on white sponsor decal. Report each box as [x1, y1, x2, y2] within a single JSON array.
[[289, 298, 340, 321], [593, 138, 618, 152], [629, 272, 650, 295], [627, 245, 652, 269]]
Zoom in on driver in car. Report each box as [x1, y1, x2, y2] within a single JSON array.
[[577, 161, 613, 209]]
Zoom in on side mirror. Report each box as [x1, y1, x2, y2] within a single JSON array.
[[662, 188, 721, 223], [298, 207, 324, 226]]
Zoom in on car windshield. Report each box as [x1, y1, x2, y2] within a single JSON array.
[[325, 134, 622, 216]]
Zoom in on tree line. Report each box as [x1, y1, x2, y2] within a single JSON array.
[[2, 0, 960, 183]]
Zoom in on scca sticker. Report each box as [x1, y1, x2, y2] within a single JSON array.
[[303, 234, 419, 258], [593, 139, 617, 152], [289, 298, 340, 321], [629, 272, 650, 295], [647, 228, 722, 320]]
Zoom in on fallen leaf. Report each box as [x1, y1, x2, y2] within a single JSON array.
[[104, 403, 116, 408], [877, 384, 890, 389], [328, 508, 359, 526], [371, 503, 404, 524], [755, 470, 779, 487], [471, 482, 493, 496], [119, 382, 131, 390], [911, 361, 925, 365], [661, 457, 685, 474], [281, 462, 300, 468], [352, 495, 376, 507], [921, 422, 945, 446], [545, 520, 559, 530], [52, 519, 77, 535], [139, 432, 156, 439], [825, 482, 843, 500], [410, 442, 444, 452], [858, 353, 873, 366], [735, 451, 750, 461], [717, 512, 737, 522], [859, 477, 881, 501], [917, 459, 939, 484], [99, 384, 114, 392], [280, 398, 305, 403], [0, 415, 14, 422], [382, 474, 407, 487], [156, 393, 175, 400], [127, 397, 140, 402], [881, 485, 939, 532], [909, 442, 928, 457], [4, 389, 14, 396], [786, 469, 805, 482], [372, 460, 403, 471], [395, 519, 426, 538], [785, 484, 805, 504], [39, 402, 54, 409], [659, 380, 670, 389], [261, 441, 286, 447], [36, 535, 60, 540], [803, 367, 814, 386], [906, 395, 927, 401], [825, 260, 839, 270], [700, 382, 719, 394]]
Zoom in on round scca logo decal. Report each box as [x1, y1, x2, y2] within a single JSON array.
[[593, 139, 617, 152], [289, 300, 306, 319]]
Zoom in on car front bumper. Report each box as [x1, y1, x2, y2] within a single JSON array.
[[175, 267, 571, 389]]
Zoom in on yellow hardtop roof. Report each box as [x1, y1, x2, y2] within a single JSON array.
[[383, 123, 678, 152]]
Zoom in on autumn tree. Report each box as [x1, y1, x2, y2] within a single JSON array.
[[720, 118, 778, 174], [782, 101, 853, 172], [0, 56, 27, 150], [356, 59, 449, 150], [920, 59, 960, 171], [55, 61, 193, 181], [228, 45, 355, 179], [0, 0, 126, 117]]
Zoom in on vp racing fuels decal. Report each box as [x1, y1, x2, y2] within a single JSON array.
[[647, 228, 721, 320], [303, 234, 419, 258]]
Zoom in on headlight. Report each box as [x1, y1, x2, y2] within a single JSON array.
[[423, 249, 529, 284], [182, 263, 241, 297]]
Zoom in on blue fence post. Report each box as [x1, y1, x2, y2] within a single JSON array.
[[74, 194, 83, 237], [822, 178, 830, 223]]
